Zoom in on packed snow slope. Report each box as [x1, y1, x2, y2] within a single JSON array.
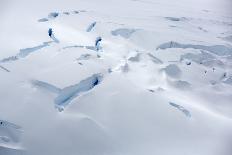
[[0, 0, 232, 155]]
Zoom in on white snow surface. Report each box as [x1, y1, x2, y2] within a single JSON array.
[[0, 0, 232, 155]]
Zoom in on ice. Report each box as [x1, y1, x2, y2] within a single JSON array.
[[223, 76, 232, 85], [0, 66, 10, 72], [111, 28, 137, 39], [165, 17, 188, 22], [32, 74, 103, 111], [31, 80, 61, 94], [37, 18, 49, 22], [62, 45, 100, 52], [55, 73, 102, 111], [1, 0, 232, 154], [0, 41, 54, 63], [157, 41, 232, 56], [86, 22, 97, 32], [170, 80, 192, 90], [169, 102, 191, 117], [76, 54, 92, 61], [63, 12, 70, 15], [0, 120, 23, 152], [128, 52, 141, 62], [18, 42, 51, 58], [147, 53, 163, 64], [48, 12, 59, 19], [163, 64, 182, 78]]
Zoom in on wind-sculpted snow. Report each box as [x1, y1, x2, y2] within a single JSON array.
[[113, 61, 129, 73], [157, 41, 232, 56], [32, 74, 103, 111], [1, 0, 232, 154], [86, 22, 97, 32], [0, 120, 23, 153], [111, 28, 137, 39], [169, 102, 191, 117], [0, 147, 24, 155]]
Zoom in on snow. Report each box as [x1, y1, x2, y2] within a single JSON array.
[[0, 0, 232, 154], [86, 22, 97, 32], [32, 73, 103, 111], [157, 41, 232, 56]]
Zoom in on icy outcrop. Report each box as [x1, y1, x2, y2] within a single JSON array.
[[169, 102, 191, 117], [222, 76, 232, 85], [32, 74, 103, 111], [63, 12, 70, 15], [0, 65, 10, 72], [128, 52, 141, 62], [165, 17, 188, 22], [180, 51, 225, 67], [37, 18, 49, 22], [18, 42, 51, 58], [0, 42, 51, 63], [95, 37, 102, 51], [157, 41, 232, 56], [37, 12, 59, 22], [48, 12, 59, 19], [86, 22, 97, 32]]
